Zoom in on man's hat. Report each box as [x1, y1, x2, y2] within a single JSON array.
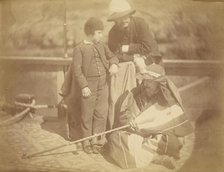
[[107, 0, 136, 22], [136, 63, 165, 80]]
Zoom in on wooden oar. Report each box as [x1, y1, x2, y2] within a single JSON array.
[[21, 124, 130, 159]]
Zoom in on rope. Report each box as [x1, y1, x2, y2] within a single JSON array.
[[0, 99, 35, 127]]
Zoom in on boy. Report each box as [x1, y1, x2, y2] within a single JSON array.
[[73, 17, 119, 154]]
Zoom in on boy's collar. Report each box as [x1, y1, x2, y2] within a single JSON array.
[[83, 40, 101, 45], [83, 40, 93, 45]]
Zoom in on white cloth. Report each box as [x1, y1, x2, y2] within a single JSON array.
[[108, 62, 136, 128], [135, 103, 184, 130], [128, 134, 154, 167]]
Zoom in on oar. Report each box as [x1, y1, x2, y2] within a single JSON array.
[[21, 124, 130, 159]]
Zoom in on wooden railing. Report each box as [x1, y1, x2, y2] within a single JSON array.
[[0, 56, 222, 111], [0, 56, 72, 66], [0, 56, 223, 76]]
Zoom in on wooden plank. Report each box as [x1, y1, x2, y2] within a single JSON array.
[[0, 56, 224, 76], [0, 56, 72, 66], [178, 77, 210, 92], [164, 59, 224, 76], [0, 56, 223, 67], [163, 59, 224, 68]]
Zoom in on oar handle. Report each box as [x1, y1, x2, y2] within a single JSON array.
[[22, 143, 68, 159], [70, 124, 130, 145], [21, 124, 130, 159]]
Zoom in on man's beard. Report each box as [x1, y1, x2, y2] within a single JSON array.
[[117, 22, 129, 30], [140, 89, 159, 105]]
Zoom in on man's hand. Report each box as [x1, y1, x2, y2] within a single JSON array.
[[129, 119, 139, 131], [133, 54, 147, 73], [109, 64, 119, 75], [82, 87, 92, 97]]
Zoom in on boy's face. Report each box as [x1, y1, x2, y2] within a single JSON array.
[[92, 30, 103, 43]]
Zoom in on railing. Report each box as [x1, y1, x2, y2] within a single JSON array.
[[0, 56, 223, 76], [0, 56, 222, 118], [0, 56, 72, 66]]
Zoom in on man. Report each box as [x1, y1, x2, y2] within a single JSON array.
[[106, 64, 193, 169], [107, 0, 162, 65], [107, 0, 163, 129]]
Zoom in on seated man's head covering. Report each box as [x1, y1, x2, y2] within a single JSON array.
[[136, 64, 182, 108], [107, 0, 136, 22], [136, 63, 165, 80]]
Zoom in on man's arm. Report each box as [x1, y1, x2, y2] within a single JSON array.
[[104, 44, 119, 66], [128, 18, 156, 55], [103, 44, 119, 75], [108, 18, 161, 63], [127, 17, 162, 64], [117, 91, 137, 126], [128, 18, 158, 54]]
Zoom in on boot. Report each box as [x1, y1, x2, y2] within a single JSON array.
[[82, 140, 92, 154]]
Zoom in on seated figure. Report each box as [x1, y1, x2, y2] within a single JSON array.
[[106, 63, 194, 169]]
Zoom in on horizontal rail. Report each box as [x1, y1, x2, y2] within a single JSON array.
[[0, 56, 72, 65], [163, 59, 224, 68], [0, 56, 223, 75], [0, 56, 224, 66], [163, 59, 224, 76]]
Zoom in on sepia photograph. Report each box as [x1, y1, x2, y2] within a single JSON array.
[[0, 0, 224, 171]]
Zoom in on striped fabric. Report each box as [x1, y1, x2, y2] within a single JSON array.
[[135, 103, 193, 137]]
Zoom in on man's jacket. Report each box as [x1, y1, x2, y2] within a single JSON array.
[[108, 17, 161, 63]]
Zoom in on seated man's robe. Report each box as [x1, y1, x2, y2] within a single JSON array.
[[107, 78, 193, 168]]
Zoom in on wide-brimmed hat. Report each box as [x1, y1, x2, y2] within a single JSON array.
[[136, 63, 165, 80], [107, 0, 136, 22]]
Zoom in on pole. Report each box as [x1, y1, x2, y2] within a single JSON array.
[[22, 124, 130, 159], [63, 0, 68, 59]]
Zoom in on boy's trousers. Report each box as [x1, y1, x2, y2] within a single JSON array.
[[80, 74, 109, 139]]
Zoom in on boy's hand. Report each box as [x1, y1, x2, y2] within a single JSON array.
[[82, 87, 92, 97], [109, 64, 119, 75]]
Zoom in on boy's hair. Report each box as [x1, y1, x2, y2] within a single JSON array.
[[84, 17, 104, 35]]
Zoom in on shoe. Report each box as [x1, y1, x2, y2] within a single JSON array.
[[76, 142, 83, 151], [83, 145, 92, 154], [92, 145, 100, 154], [97, 136, 107, 147]]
